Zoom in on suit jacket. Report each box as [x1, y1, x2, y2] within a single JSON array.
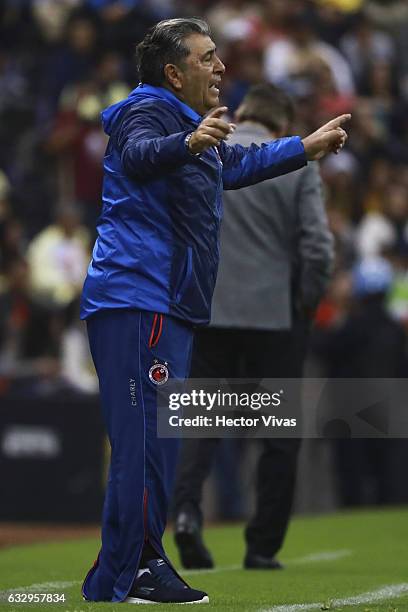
[[210, 123, 334, 330]]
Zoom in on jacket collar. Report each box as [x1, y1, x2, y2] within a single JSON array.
[[137, 84, 202, 124], [235, 122, 271, 139]]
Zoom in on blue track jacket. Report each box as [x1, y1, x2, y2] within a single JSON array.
[[80, 84, 307, 325]]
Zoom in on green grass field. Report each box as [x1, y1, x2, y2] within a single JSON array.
[[0, 509, 407, 612]]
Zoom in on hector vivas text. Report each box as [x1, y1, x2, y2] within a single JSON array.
[[166, 389, 297, 429]]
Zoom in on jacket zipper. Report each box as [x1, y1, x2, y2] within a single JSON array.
[[214, 146, 223, 216]]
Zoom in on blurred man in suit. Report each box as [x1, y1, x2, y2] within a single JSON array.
[[173, 83, 334, 570]]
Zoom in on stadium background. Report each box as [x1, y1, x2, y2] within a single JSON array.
[[1, 0, 408, 542]]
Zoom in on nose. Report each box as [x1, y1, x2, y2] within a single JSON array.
[[214, 54, 225, 74]]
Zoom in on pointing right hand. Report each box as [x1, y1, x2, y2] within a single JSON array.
[[188, 107, 236, 155], [302, 114, 351, 160]]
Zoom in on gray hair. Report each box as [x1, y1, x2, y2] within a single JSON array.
[[136, 18, 211, 86]]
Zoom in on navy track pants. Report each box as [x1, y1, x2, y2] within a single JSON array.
[[82, 309, 194, 602]]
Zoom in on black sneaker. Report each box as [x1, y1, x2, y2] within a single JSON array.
[[244, 552, 284, 570], [174, 512, 214, 570], [126, 559, 209, 604]]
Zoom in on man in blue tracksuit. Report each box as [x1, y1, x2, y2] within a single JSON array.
[[80, 17, 349, 604]]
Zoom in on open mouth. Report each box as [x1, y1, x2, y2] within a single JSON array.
[[209, 83, 220, 94]]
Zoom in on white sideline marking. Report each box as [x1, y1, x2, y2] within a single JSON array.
[[180, 549, 352, 576], [0, 580, 80, 598], [290, 549, 352, 564], [0, 549, 353, 597], [263, 583, 408, 612]]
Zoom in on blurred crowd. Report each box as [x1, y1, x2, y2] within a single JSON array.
[[1, 0, 408, 505]]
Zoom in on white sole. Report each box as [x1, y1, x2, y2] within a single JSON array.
[[125, 595, 209, 605]]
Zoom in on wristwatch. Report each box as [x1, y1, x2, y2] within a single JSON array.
[[184, 132, 200, 156]]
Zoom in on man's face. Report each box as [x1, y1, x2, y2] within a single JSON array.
[[171, 34, 225, 115]]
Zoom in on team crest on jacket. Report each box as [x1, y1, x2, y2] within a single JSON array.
[[149, 360, 169, 385]]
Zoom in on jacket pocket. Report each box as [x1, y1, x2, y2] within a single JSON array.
[[173, 246, 193, 303]]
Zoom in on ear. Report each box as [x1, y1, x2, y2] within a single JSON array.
[[234, 104, 244, 122], [279, 120, 290, 137], [163, 63, 183, 91]]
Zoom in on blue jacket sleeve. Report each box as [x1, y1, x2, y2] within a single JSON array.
[[116, 103, 193, 181], [220, 136, 307, 190]]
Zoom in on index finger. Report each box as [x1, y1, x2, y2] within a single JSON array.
[[323, 114, 352, 130], [205, 106, 228, 120]]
